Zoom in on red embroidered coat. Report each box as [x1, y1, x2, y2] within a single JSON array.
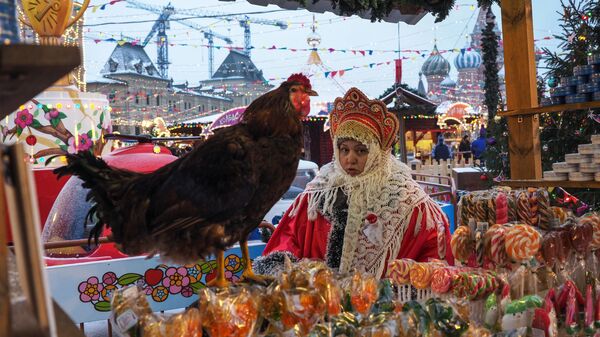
[[262, 194, 454, 278]]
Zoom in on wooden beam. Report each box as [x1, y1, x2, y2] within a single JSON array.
[[0, 150, 9, 337], [500, 0, 542, 179]]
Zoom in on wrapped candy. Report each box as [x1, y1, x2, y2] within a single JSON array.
[[386, 259, 414, 285], [496, 192, 509, 225], [485, 224, 507, 266], [565, 286, 579, 335], [488, 197, 497, 227], [424, 298, 469, 337], [409, 262, 433, 290], [516, 192, 532, 226], [484, 293, 500, 331], [536, 189, 553, 230], [344, 272, 378, 317], [570, 222, 592, 256], [475, 222, 488, 267], [584, 284, 595, 335], [143, 308, 202, 337], [451, 226, 474, 263], [313, 268, 343, 317], [579, 214, 600, 250], [198, 286, 259, 337], [504, 224, 541, 262], [540, 232, 560, 288], [527, 188, 539, 227], [402, 301, 432, 337], [110, 285, 154, 337], [501, 295, 543, 332]]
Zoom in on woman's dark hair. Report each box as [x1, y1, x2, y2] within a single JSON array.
[[462, 135, 469, 140]]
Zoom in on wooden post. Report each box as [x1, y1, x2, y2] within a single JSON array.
[[398, 116, 408, 163], [0, 151, 9, 337], [500, 0, 542, 179]]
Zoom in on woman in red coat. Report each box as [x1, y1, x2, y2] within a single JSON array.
[[254, 88, 453, 279]]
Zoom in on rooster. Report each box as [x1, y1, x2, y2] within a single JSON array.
[[54, 73, 317, 287]]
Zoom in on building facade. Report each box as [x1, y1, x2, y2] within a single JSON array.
[[419, 6, 505, 115]]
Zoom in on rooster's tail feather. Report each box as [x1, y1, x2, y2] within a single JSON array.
[[52, 152, 140, 246]]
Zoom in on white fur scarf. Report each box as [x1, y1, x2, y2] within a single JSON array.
[[289, 147, 445, 278]]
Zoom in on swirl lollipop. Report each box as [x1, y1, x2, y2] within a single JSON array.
[[504, 224, 541, 262], [451, 226, 474, 263], [579, 215, 600, 250], [387, 259, 414, 285], [409, 263, 433, 290], [484, 224, 507, 266]]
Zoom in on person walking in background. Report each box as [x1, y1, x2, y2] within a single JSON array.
[[432, 135, 451, 162], [458, 134, 471, 161], [471, 127, 487, 160]]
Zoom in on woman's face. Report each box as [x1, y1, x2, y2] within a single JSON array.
[[338, 139, 369, 176]]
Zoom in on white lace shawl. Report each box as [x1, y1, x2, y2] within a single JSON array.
[[289, 141, 445, 277]]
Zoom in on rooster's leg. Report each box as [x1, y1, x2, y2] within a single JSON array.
[[207, 250, 230, 288], [240, 239, 272, 284]]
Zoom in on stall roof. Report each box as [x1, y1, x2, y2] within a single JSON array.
[[233, 0, 428, 24], [381, 86, 437, 114]]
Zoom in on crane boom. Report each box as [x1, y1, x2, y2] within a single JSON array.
[[163, 6, 288, 56]]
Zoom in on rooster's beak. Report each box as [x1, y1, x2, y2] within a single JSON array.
[[306, 89, 318, 96]]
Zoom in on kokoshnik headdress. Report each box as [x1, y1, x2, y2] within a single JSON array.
[[329, 87, 400, 150]]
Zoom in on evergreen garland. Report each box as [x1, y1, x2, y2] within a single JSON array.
[[290, 0, 499, 22], [541, 0, 600, 209]]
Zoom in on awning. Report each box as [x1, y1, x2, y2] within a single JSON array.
[[227, 0, 428, 24]]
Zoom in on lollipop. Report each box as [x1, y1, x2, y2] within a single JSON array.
[[541, 232, 559, 268], [527, 188, 539, 227], [409, 263, 433, 289], [451, 226, 474, 263], [484, 224, 507, 266], [570, 223, 592, 256], [387, 259, 415, 285], [579, 214, 600, 250], [495, 192, 508, 224], [504, 224, 541, 262], [536, 189, 553, 230], [517, 191, 533, 226]]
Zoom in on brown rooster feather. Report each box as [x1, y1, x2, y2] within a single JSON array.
[[54, 74, 317, 262]]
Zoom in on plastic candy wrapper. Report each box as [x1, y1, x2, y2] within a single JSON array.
[[371, 279, 396, 315], [462, 325, 493, 337], [564, 285, 579, 335], [491, 327, 528, 337], [109, 285, 154, 337], [342, 272, 378, 318], [402, 301, 432, 337], [484, 293, 500, 331], [198, 286, 259, 337], [475, 222, 488, 267], [143, 308, 202, 337], [313, 268, 343, 317], [549, 187, 589, 216], [424, 298, 469, 337], [584, 284, 595, 335], [501, 295, 543, 332]]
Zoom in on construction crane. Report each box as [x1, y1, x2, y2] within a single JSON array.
[[127, 0, 233, 79], [139, 3, 174, 79], [171, 7, 288, 57]]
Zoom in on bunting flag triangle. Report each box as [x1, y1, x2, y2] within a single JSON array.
[[339, 70, 345, 77], [331, 71, 337, 78], [359, 50, 366, 56], [324, 71, 330, 78]]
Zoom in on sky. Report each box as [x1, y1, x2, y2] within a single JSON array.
[[82, 0, 564, 104]]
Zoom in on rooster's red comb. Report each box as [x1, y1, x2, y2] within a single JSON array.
[[286, 73, 312, 90]]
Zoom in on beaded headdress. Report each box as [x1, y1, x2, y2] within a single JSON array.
[[329, 87, 399, 150]]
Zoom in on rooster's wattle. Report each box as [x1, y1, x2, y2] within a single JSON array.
[[54, 73, 317, 287]]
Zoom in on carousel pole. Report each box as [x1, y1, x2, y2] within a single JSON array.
[[500, 0, 541, 179]]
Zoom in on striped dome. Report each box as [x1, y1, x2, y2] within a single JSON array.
[[421, 45, 450, 77], [454, 49, 482, 70], [440, 77, 456, 87]]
